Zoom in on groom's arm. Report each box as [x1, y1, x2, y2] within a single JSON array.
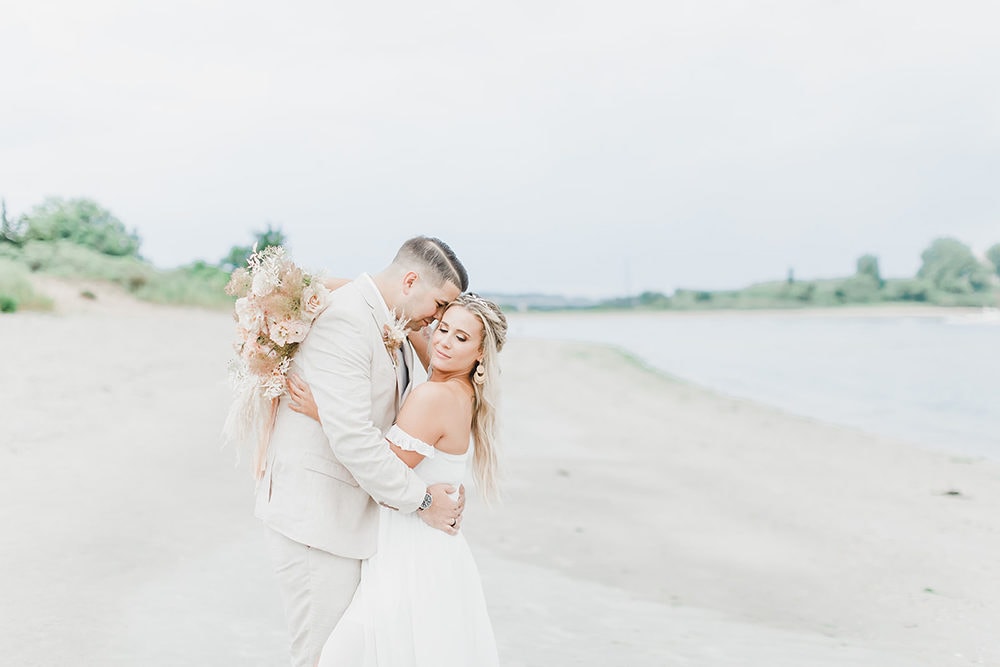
[[305, 304, 428, 513]]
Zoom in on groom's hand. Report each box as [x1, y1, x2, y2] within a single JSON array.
[[418, 483, 462, 535]]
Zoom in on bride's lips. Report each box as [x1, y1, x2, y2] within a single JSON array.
[[433, 348, 451, 361]]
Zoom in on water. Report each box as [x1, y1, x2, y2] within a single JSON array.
[[509, 311, 1000, 458]]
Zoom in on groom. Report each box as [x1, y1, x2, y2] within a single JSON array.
[[255, 236, 468, 667]]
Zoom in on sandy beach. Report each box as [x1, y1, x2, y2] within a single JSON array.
[[3, 284, 998, 666]]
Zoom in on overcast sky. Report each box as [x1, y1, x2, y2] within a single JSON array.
[[2, 1, 998, 296]]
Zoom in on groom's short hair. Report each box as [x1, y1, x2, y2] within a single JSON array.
[[394, 236, 469, 291]]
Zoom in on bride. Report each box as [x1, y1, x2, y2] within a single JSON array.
[[286, 293, 507, 666]]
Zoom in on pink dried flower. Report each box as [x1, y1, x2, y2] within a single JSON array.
[[226, 268, 252, 297], [224, 245, 331, 473], [301, 282, 330, 320], [268, 317, 309, 346], [235, 297, 265, 334]]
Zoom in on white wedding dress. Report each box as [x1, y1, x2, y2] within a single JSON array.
[[317, 425, 499, 667]]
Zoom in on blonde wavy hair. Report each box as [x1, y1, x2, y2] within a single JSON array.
[[447, 293, 507, 501]]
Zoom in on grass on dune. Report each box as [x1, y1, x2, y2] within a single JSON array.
[[1, 241, 235, 311], [0, 257, 55, 312]]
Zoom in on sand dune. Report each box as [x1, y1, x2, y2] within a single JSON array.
[[2, 284, 997, 665]]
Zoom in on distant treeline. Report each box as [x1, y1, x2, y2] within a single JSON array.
[[3, 195, 998, 314], [524, 241, 1000, 312], [0, 196, 282, 312]]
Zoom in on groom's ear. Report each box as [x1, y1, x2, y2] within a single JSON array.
[[401, 271, 419, 295]]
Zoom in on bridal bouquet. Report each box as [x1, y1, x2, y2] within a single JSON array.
[[222, 245, 331, 478]]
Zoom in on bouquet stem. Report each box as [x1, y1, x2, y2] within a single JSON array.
[[254, 397, 281, 480]]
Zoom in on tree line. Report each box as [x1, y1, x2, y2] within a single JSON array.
[[3, 196, 998, 311], [603, 239, 1000, 311], [1, 196, 286, 270], [0, 197, 286, 312]]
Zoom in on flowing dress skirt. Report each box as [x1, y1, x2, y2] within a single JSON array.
[[317, 505, 499, 667]]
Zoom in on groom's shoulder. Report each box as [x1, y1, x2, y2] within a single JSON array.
[[326, 280, 365, 309], [317, 280, 371, 326]]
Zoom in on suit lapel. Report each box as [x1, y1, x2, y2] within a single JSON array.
[[355, 274, 398, 365], [399, 340, 413, 405], [354, 274, 407, 409]]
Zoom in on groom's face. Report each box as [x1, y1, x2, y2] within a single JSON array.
[[401, 275, 461, 330]]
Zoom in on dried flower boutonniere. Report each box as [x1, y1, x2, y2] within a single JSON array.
[[382, 311, 410, 366]]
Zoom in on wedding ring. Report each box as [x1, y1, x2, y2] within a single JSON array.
[[450, 519, 457, 527]]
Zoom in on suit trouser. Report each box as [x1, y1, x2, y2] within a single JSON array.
[[266, 528, 362, 667]]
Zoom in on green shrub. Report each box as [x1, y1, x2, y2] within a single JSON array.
[[883, 279, 930, 302], [926, 290, 997, 307], [132, 262, 233, 309], [833, 275, 882, 303], [918, 237, 992, 293], [21, 197, 141, 257], [19, 240, 154, 291], [986, 243, 1000, 278], [1, 241, 233, 309], [636, 291, 671, 308], [0, 258, 53, 311], [0, 244, 22, 261]]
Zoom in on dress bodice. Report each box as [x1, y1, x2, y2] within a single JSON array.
[[385, 425, 470, 488]]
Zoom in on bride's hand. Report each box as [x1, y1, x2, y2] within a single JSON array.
[[286, 374, 321, 423], [417, 483, 462, 535]]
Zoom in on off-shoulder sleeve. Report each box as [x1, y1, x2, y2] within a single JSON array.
[[385, 424, 436, 458]]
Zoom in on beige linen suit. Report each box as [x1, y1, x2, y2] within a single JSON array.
[[255, 275, 427, 667]]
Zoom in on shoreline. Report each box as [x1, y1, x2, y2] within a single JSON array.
[[509, 303, 991, 319], [472, 338, 1000, 665], [523, 336, 998, 464], [507, 308, 1000, 463], [6, 272, 994, 320]]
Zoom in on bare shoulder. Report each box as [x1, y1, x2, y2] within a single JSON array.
[[404, 381, 459, 412], [397, 381, 473, 454], [398, 381, 470, 425], [395, 382, 453, 446]]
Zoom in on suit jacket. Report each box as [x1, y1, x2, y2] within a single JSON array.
[[254, 275, 427, 559]]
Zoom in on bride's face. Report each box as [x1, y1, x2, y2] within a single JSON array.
[[431, 306, 483, 375]]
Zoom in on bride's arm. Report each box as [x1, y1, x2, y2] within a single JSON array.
[[286, 374, 467, 529], [285, 375, 444, 469], [385, 383, 448, 467], [323, 276, 350, 291]]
